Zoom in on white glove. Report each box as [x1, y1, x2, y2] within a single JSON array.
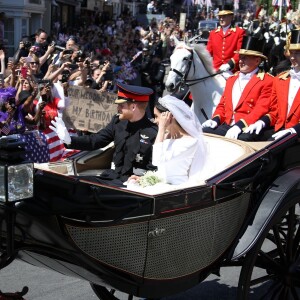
[[244, 120, 265, 135], [49, 117, 71, 145], [274, 36, 280, 46], [272, 128, 296, 140], [219, 63, 231, 72], [225, 125, 242, 139], [264, 32, 270, 40], [202, 119, 218, 129]]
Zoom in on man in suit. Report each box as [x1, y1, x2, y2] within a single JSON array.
[[206, 10, 245, 74], [50, 83, 158, 186], [245, 29, 300, 140], [202, 35, 274, 141]]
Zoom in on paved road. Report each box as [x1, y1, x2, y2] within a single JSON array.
[[0, 259, 268, 300]]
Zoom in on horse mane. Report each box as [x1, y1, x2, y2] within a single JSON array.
[[193, 44, 215, 75]]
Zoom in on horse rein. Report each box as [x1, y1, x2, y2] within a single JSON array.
[[169, 47, 223, 88]]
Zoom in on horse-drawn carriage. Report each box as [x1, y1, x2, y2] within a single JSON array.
[[0, 131, 299, 299], [0, 39, 299, 299]]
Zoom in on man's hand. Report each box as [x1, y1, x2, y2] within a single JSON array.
[[272, 128, 296, 140], [202, 119, 217, 129], [49, 117, 71, 144], [244, 120, 265, 135], [219, 63, 231, 72], [225, 125, 241, 139]]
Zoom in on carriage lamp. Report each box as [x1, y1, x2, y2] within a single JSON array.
[[0, 162, 34, 203], [0, 134, 34, 203]]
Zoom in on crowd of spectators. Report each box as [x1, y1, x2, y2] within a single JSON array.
[[0, 4, 300, 160]]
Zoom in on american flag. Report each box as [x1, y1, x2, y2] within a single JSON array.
[[43, 128, 78, 162], [20, 129, 78, 163], [272, 0, 290, 6], [43, 128, 66, 162], [21, 130, 50, 163]]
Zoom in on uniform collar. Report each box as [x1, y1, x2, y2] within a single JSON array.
[[215, 26, 236, 33]]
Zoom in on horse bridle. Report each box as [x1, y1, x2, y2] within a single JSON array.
[[169, 47, 222, 88]]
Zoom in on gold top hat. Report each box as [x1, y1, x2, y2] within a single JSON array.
[[218, 10, 234, 16]]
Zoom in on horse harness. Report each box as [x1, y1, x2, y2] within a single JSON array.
[[169, 46, 223, 88]]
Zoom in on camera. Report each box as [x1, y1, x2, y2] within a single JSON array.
[[61, 70, 70, 83], [103, 70, 114, 81], [68, 63, 78, 70], [37, 79, 52, 85], [50, 41, 66, 52], [64, 49, 73, 55], [41, 93, 49, 103], [23, 41, 32, 50], [8, 97, 16, 109], [85, 77, 94, 86], [74, 50, 85, 61]]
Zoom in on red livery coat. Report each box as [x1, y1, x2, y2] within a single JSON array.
[[212, 71, 274, 128], [268, 71, 300, 131], [206, 26, 245, 72]]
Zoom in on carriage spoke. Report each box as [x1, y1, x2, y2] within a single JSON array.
[[291, 286, 300, 300], [272, 225, 287, 264], [281, 286, 291, 299], [237, 198, 300, 299], [256, 250, 283, 273], [249, 274, 275, 287], [287, 207, 296, 261], [292, 220, 300, 260], [269, 282, 284, 299]]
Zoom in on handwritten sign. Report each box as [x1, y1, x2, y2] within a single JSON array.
[[63, 86, 117, 133]]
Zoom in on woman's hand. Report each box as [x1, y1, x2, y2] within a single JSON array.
[[127, 175, 140, 184], [159, 111, 172, 131]]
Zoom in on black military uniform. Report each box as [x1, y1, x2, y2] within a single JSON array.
[[69, 83, 157, 186]]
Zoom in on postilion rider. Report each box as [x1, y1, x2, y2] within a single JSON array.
[[50, 83, 158, 187], [206, 9, 245, 75]]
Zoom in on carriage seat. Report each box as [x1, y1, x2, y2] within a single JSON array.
[[124, 135, 262, 195], [34, 135, 268, 195]]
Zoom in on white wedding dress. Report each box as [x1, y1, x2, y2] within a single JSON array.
[[152, 137, 199, 185]]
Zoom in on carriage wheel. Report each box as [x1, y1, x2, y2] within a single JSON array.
[[237, 195, 300, 299], [90, 283, 133, 300]]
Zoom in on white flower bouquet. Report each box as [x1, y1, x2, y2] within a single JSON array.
[[138, 171, 163, 187]]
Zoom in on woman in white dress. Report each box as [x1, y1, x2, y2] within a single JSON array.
[[128, 95, 207, 186]]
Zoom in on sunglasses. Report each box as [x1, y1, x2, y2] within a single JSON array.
[[30, 62, 39, 65]]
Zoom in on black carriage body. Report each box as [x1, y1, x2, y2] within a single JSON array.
[[0, 134, 299, 298]]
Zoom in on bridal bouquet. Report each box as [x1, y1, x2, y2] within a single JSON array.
[[138, 171, 163, 187]]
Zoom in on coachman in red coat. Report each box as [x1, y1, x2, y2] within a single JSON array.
[[246, 29, 300, 140], [202, 35, 274, 141]]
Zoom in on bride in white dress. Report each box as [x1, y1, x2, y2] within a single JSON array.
[[127, 95, 207, 187]]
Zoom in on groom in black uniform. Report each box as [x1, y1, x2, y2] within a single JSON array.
[[52, 83, 158, 187]]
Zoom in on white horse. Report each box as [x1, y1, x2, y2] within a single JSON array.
[[165, 42, 226, 124]]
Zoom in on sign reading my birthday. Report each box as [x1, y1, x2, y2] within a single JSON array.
[[63, 86, 117, 133]]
